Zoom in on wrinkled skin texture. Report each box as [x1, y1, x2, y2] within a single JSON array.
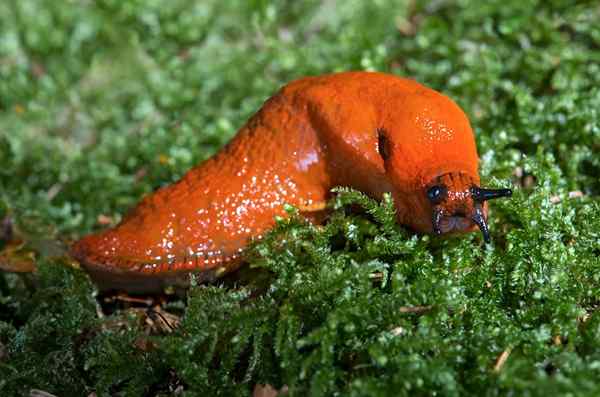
[[72, 71, 489, 292]]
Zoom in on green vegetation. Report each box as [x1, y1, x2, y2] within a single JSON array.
[[1, 0, 599, 395]]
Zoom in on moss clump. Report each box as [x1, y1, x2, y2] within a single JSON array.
[[1, 1, 600, 396]]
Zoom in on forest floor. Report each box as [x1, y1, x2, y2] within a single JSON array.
[[1, 1, 600, 396]]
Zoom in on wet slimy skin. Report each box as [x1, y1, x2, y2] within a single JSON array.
[[71, 71, 511, 292]]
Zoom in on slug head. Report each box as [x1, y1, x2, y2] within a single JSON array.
[[374, 86, 511, 243], [425, 172, 512, 243]]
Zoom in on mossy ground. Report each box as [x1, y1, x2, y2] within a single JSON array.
[[1, 1, 599, 396]]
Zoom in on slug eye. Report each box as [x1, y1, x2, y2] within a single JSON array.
[[377, 128, 391, 161], [426, 185, 447, 204]]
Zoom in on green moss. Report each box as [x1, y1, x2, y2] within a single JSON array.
[[1, 1, 599, 395]]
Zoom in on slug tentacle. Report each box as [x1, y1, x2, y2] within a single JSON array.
[[472, 204, 491, 244], [471, 187, 513, 202], [432, 206, 444, 235]]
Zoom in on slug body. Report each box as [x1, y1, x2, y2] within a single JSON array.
[[72, 72, 510, 292]]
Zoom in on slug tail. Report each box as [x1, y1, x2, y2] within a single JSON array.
[[70, 230, 242, 293]]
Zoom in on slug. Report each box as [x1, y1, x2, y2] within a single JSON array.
[[71, 71, 511, 292]]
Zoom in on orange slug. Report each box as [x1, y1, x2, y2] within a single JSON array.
[[71, 71, 511, 292]]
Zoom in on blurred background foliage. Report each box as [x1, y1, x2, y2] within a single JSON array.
[[0, 0, 599, 396]]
